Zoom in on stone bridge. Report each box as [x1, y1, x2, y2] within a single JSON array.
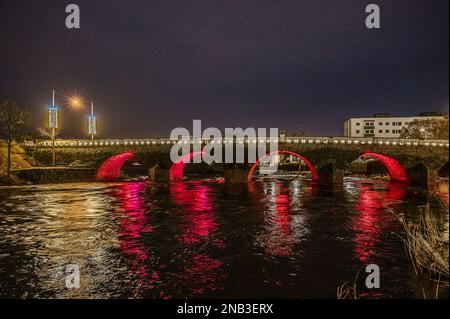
[[26, 136, 449, 188]]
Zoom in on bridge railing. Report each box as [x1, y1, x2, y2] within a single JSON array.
[[27, 137, 449, 148]]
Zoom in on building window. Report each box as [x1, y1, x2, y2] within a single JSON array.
[[356, 130, 360, 134], [385, 130, 390, 133], [379, 130, 383, 133], [356, 123, 360, 126], [379, 122, 383, 126], [398, 122, 402, 126], [385, 122, 389, 125]]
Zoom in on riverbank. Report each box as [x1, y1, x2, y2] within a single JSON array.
[[11, 167, 97, 184], [0, 141, 41, 185]]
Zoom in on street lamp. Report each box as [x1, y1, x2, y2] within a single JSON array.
[[48, 89, 84, 166]]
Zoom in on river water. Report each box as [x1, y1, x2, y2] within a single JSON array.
[[0, 176, 448, 299]]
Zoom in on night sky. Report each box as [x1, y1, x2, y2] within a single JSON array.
[[1, 1, 448, 138]]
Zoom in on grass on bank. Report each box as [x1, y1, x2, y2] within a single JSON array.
[[400, 205, 449, 298]]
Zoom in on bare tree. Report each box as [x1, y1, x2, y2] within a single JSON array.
[[37, 126, 59, 140], [0, 99, 33, 182]]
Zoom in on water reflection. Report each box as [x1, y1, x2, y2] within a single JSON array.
[[250, 179, 309, 257], [0, 183, 123, 298], [171, 182, 218, 245], [114, 182, 157, 297], [0, 177, 447, 298], [169, 181, 225, 296], [352, 181, 406, 263]]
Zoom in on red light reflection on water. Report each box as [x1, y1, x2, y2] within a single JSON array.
[[116, 182, 158, 293], [276, 190, 293, 238], [352, 182, 406, 263], [171, 182, 219, 245], [170, 181, 225, 295], [116, 181, 224, 297]]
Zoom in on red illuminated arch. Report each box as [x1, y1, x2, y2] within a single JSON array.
[[363, 152, 409, 183], [247, 150, 319, 182], [96, 151, 135, 181], [170, 151, 206, 182]]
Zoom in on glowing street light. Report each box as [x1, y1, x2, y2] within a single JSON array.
[[68, 95, 84, 109]]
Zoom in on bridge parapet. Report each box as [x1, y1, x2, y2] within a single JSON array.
[[29, 136, 450, 149]]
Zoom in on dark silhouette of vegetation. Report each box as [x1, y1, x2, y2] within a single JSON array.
[[0, 99, 34, 183]]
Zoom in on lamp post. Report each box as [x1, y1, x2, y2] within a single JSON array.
[[48, 90, 83, 166], [88, 102, 97, 141], [49, 90, 58, 166]]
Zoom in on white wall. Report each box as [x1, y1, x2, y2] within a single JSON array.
[[344, 116, 444, 138]]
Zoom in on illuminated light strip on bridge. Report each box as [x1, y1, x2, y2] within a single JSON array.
[[30, 137, 449, 148], [96, 151, 135, 181], [363, 152, 409, 183], [169, 151, 206, 182], [247, 150, 319, 182]]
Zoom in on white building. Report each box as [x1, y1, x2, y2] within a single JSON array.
[[344, 113, 445, 138]]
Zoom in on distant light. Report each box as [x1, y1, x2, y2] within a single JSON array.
[[69, 95, 84, 109]]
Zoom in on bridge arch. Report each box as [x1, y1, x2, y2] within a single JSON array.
[[438, 161, 449, 177], [362, 152, 409, 183], [96, 151, 135, 181], [247, 150, 319, 182], [170, 151, 206, 182]]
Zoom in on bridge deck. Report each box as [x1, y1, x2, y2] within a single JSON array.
[[27, 136, 449, 148]]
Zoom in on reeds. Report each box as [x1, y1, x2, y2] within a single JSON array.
[[336, 270, 360, 299], [336, 281, 357, 299], [400, 205, 449, 298]]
